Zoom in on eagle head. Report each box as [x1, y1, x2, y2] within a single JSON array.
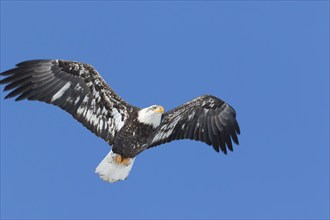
[[137, 105, 164, 128]]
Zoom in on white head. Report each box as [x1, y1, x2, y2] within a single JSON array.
[[137, 105, 164, 128]]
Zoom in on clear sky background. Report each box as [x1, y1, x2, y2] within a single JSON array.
[[0, 1, 329, 219]]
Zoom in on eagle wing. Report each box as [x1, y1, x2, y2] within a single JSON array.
[[0, 59, 136, 145], [149, 95, 240, 154]]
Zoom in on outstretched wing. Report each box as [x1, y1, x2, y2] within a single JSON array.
[[0, 59, 136, 145], [149, 95, 240, 154]]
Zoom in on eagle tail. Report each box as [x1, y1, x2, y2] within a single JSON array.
[[95, 150, 135, 183]]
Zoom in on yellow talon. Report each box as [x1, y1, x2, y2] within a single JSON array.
[[114, 154, 131, 166], [114, 154, 122, 163]]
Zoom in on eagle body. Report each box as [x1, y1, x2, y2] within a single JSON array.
[[112, 109, 161, 158], [0, 59, 240, 183]]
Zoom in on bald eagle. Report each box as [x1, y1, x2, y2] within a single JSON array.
[[0, 60, 240, 183]]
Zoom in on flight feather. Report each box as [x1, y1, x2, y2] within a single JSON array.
[[149, 95, 240, 154], [0, 59, 135, 145]]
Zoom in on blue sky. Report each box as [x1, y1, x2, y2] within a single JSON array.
[[0, 1, 329, 219]]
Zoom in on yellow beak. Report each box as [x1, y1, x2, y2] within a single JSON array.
[[154, 106, 165, 113]]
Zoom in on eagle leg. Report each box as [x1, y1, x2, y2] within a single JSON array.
[[114, 154, 132, 166]]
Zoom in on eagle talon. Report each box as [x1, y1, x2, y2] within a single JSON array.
[[114, 154, 123, 163], [114, 154, 131, 166]]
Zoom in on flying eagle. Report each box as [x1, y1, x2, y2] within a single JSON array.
[[0, 60, 240, 183]]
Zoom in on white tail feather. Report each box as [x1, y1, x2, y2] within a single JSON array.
[[95, 150, 135, 183]]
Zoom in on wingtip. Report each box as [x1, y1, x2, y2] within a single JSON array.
[[212, 145, 220, 153], [0, 78, 6, 84], [4, 94, 11, 99], [235, 121, 241, 135], [15, 96, 25, 101]]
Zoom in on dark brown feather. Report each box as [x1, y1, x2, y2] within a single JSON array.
[[149, 95, 240, 155]]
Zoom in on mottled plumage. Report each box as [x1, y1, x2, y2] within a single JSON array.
[[1, 60, 134, 145], [0, 59, 240, 183], [150, 95, 240, 154]]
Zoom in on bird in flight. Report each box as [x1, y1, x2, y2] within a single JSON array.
[[0, 60, 240, 183]]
